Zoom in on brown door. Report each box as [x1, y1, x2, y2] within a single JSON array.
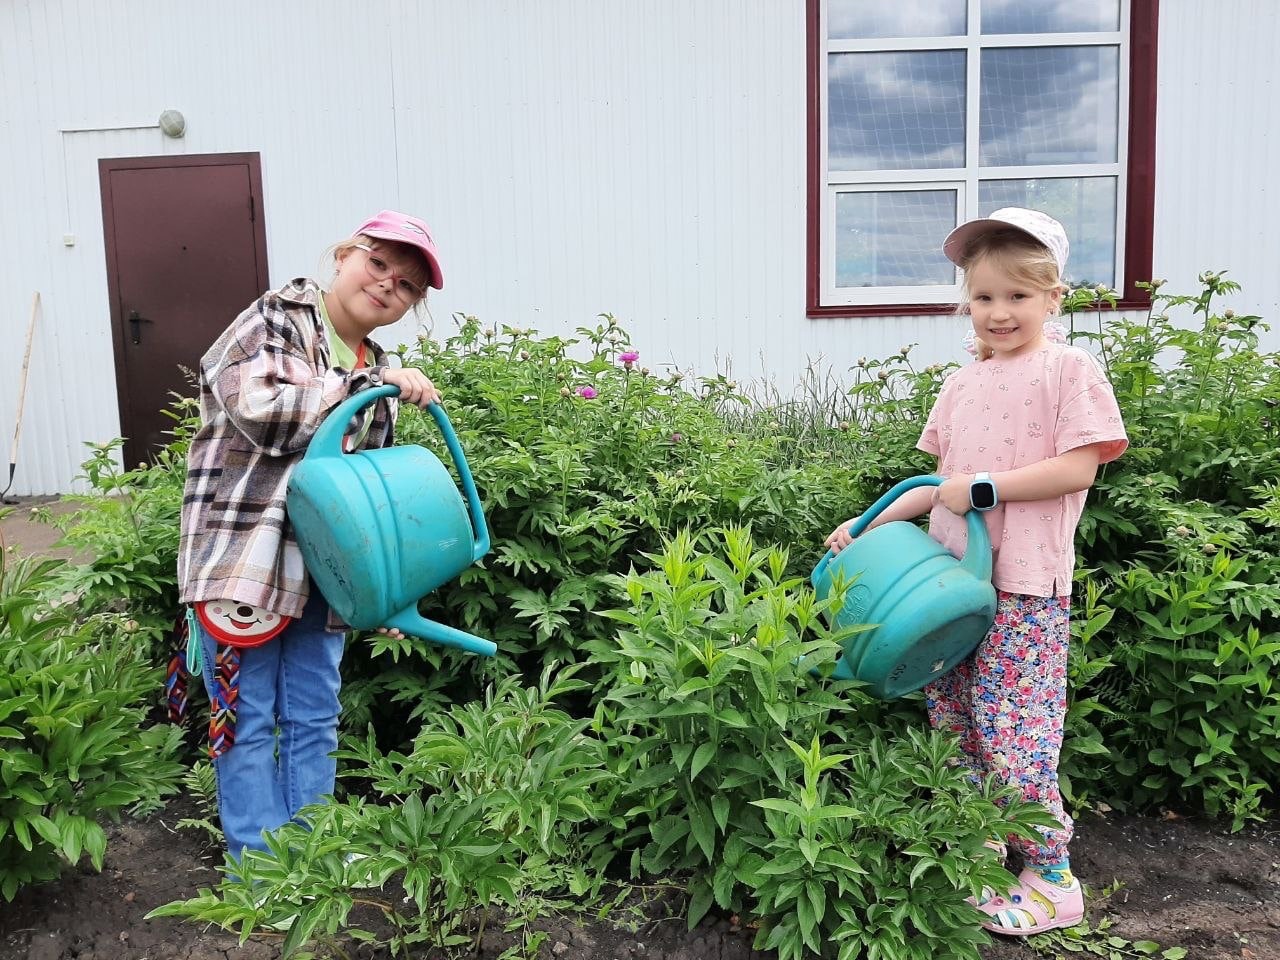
[[101, 153, 269, 467]]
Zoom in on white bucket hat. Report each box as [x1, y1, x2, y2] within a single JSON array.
[[943, 207, 1069, 277]]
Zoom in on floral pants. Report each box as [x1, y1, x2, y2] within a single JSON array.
[[925, 591, 1072, 865]]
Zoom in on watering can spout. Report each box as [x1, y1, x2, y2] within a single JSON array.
[[383, 607, 497, 657]]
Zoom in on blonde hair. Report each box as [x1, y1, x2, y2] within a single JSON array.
[[957, 228, 1066, 361]]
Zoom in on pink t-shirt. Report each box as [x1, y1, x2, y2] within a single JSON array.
[[917, 343, 1128, 597]]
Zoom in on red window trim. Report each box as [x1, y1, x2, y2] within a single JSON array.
[[806, 0, 1159, 318]]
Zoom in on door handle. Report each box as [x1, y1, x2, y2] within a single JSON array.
[[128, 310, 153, 345]]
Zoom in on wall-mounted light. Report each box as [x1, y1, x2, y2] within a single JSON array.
[[158, 109, 186, 138]]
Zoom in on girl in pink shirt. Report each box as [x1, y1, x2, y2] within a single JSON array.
[[826, 208, 1127, 937]]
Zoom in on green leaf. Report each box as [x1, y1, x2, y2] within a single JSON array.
[[687, 881, 714, 929], [690, 743, 716, 781], [711, 794, 730, 832]]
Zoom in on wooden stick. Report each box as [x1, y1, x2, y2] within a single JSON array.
[[3, 292, 41, 498]]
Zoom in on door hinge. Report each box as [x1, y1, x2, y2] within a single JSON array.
[[248, 194, 255, 222]]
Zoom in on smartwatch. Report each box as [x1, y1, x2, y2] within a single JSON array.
[[969, 472, 999, 512]]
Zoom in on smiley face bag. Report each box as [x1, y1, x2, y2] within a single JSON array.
[[165, 601, 292, 758]]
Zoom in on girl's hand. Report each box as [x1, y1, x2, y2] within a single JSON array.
[[376, 626, 407, 640], [824, 517, 862, 555], [936, 474, 973, 515], [382, 367, 442, 408]]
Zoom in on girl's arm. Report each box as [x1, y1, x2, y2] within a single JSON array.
[[208, 301, 383, 457], [825, 466, 940, 554], [860, 484, 937, 530], [935, 445, 1104, 515]]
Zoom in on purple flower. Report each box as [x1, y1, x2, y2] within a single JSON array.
[[618, 350, 640, 368], [670, 432, 683, 443], [577, 385, 597, 399]]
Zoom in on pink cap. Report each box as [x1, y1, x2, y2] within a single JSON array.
[[352, 210, 444, 290], [943, 207, 1069, 278]]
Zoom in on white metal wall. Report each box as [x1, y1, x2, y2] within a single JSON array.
[[1152, 1, 1280, 325], [1, 1, 1277, 494]]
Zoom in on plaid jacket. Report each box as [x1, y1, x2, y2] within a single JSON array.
[[177, 279, 397, 623]]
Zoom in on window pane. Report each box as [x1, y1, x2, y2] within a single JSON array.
[[828, 0, 966, 39], [979, 47, 1119, 166], [981, 0, 1120, 35], [836, 190, 958, 288], [829, 51, 966, 171], [978, 178, 1117, 287]]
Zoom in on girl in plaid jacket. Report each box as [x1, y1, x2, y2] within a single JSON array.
[[176, 210, 444, 859]]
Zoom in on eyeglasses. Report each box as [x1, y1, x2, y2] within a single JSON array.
[[353, 243, 426, 303]]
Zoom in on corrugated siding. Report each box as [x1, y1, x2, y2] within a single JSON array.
[[0, 1, 1276, 493], [1153, 1, 1279, 324]]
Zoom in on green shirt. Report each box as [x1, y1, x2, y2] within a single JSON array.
[[317, 292, 364, 371], [317, 291, 373, 451]]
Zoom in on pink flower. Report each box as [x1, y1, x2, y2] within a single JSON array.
[[618, 350, 640, 368], [576, 385, 597, 399]]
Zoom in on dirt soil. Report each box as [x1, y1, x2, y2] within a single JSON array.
[[1, 797, 1276, 960]]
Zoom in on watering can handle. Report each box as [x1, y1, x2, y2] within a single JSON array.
[[810, 474, 992, 587], [307, 385, 492, 564]]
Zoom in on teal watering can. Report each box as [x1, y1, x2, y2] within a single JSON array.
[[811, 475, 996, 699], [286, 385, 496, 657]]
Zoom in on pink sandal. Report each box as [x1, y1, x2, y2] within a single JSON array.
[[983, 837, 1007, 860], [978, 867, 1084, 936]]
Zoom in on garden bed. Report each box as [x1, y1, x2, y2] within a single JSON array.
[[1, 797, 1276, 960]]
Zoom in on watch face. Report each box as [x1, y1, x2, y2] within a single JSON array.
[[971, 482, 997, 510]]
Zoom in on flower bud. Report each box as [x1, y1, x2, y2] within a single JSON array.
[[1201, 543, 1218, 555], [519, 350, 530, 360], [877, 370, 889, 381], [726, 438, 737, 448], [1175, 525, 1191, 537], [838, 421, 850, 432], [1224, 309, 1235, 319], [560, 386, 571, 397]]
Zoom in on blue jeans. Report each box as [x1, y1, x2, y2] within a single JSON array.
[[196, 588, 345, 859]]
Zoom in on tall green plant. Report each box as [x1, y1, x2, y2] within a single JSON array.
[[0, 534, 184, 900], [1060, 274, 1280, 823]]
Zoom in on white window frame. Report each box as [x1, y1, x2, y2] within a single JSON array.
[[818, 0, 1132, 308]]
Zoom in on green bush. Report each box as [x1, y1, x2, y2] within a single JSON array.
[[338, 316, 881, 737], [590, 528, 1053, 959], [152, 666, 610, 957], [0, 537, 184, 900], [34, 407, 190, 656], [1057, 276, 1280, 825], [35, 272, 1280, 956]]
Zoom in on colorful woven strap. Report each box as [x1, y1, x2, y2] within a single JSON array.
[[165, 612, 192, 724], [165, 647, 189, 724], [163, 607, 242, 759], [207, 644, 241, 759]]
